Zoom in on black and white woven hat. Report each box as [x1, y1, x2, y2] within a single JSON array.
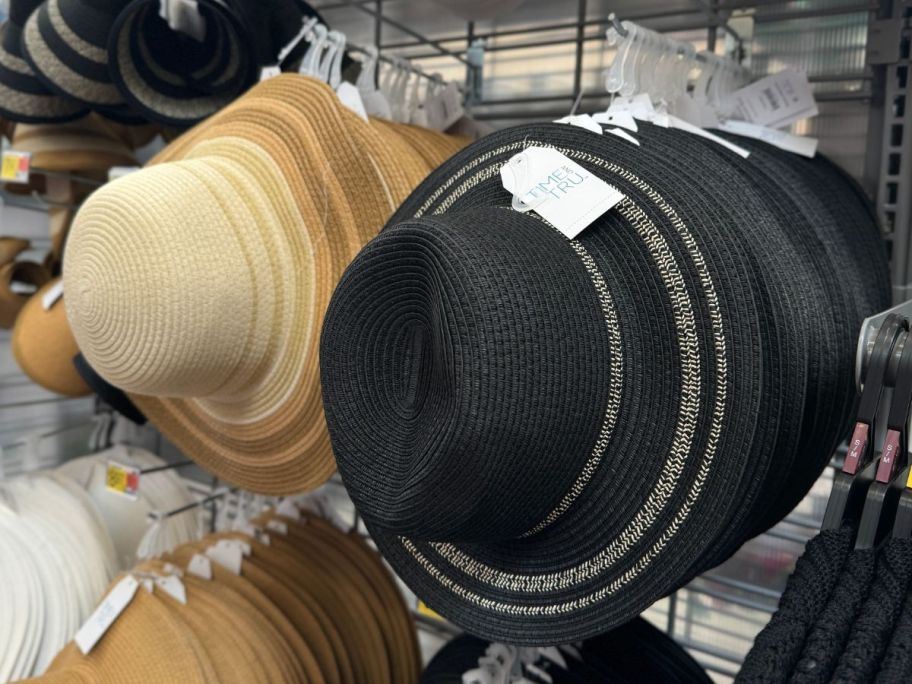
[[20, 0, 129, 110], [106, 0, 256, 128], [320, 122, 889, 644], [0, 0, 86, 122]]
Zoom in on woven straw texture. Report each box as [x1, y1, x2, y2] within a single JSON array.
[[319, 122, 890, 643]]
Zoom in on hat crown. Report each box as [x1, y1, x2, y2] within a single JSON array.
[[322, 209, 616, 543], [64, 158, 277, 400]]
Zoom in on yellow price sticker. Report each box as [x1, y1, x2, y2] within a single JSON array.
[[0, 151, 31, 183], [106, 461, 140, 498], [417, 601, 445, 621]]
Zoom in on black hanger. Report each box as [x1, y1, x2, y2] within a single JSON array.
[[822, 314, 907, 530], [890, 332, 912, 539]]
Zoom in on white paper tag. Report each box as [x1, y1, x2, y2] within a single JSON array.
[[717, 119, 818, 158], [41, 280, 64, 310], [337, 82, 369, 121], [500, 146, 625, 240], [234, 521, 257, 537], [276, 498, 300, 522], [141, 578, 154, 594], [187, 553, 212, 579], [553, 114, 602, 135], [605, 93, 655, 119], [160, 0, 205, 42], [155, 575, 186, 604], [605, 128, 640, 146], [260, 65, 281, 81], [723, 69, 818, 129], [108, 166, 141, 182], [654, 114, 751, 158], [591, 110, 638, 132], [75, 575, 139, 654], [265, 519, 288, 535], [205, 540, 243, 575], [425, 83, 464, 131]]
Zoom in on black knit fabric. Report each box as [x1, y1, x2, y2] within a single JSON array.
[[790, 549, 877, 683], [876, 586, 912, 681], [833, 539, 912, 682], [737, 526, 855, 682]]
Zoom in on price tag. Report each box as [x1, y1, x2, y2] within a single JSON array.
[[276, 498, 301, 521], [553, 114, 603, 135], [1, 150, 30, 183], [105, 461, 140, 499], [717, 119, 818, 158], [187, 553, 212, 579], [205, 540, 243, 575], [155, 575, 187, 604], [265, 519, 288, 535], [417, 600, 445, 621], [500, 146, 625, 239], [74, 575, 139, 654], [722, 69, 818, 129]]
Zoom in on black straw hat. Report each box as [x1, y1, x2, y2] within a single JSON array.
[[0, 0, 87, 122], [106, 0, 256, 128], [320, 123, 889, 644], [20, 0, 130, 110]]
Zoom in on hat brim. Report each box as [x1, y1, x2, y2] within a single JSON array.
[[320, 120, 878, 643], [20, 0, 124, 108], [0, 22, 87, 123]]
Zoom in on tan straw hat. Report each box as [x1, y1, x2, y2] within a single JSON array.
[[9, 115, 138, 173], [0, 260, 51, 328], [166, 544, 324, 684], [44, 574, 217, 684], [12, 277, 90, 396], [64, 104, 343, 493]]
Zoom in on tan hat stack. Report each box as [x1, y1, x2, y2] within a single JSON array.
[[63, 73, 469, 495], [28, 501, 421, 684], [12, 277, 90, 396]]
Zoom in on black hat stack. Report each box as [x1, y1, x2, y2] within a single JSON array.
[[0, 0, 325, 128], [319, 121, 890, 644], [422, 618, 712, 683]]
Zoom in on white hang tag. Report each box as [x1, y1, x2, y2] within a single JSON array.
[[717, 119, 818, 158], [41, 280, 64, 310], [722, 69, 818, 129], [155, 575, 187, 605], [591, 110, 638, 132], [187, 553, 212, 579], [265, 519, 288, 535], [257, 531, 271, 546], [605, 128, 640, 146], [500, 146, 625, 240], [653, 114, 751, 158], [108, 166, 141, 182], [234, 521, 257, 537], [141, 578, 154, 593], [362, 89, 393, 119], [462, 668, 494, 684], [260, 65, 281, 81], [74, 575, 139, 654], [276, 498, 301, 521], [337, 82, 369, 121], [553, 114, 602, 135], [160, 0, 206, 42], [525, 664, 552, 683], [205, 540, 243, 575]]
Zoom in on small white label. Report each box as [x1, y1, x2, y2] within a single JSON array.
[[500, 146, 625, 240], [654, 114, 751, 159], [276, 498, 300, 522], [605, 128, 640, 146], [141, 578, 154, 594], [723, 69, 818, 129], [717, 119, 818, 158], [41, 280, 64, 310], [260, 65, 281, 81], [205, 540, 243, 575], [108, 166, 141, 182], [234, 521, 257, 537], [265, 520, 288, 535], [155, 575, 186, 604], [74, 575, 139, 654], [337, 82, 369, 121], [553, 114, 603, 135], [187, 553, 212, 580], [591, 110, 638, 132], [257, 531, 271, 546]]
